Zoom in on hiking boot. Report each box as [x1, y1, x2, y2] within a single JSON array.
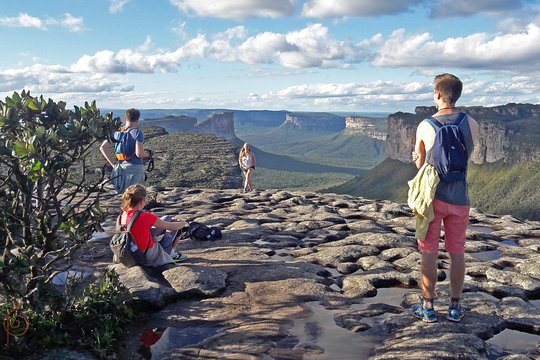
[[447, 305, 465, 322], [411, 304, 437, 323]]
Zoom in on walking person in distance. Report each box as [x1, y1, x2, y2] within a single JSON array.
[[410, 73, 479, 323], [239, 143, 256, 193], [100, 108, 151, 193]]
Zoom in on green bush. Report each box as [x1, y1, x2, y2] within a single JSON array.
[[0, 91, 121, 309], [1, 271, 134, 359]]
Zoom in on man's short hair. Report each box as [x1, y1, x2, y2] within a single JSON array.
[[125, 108, 140, 122], [434, 73, 462, 105]]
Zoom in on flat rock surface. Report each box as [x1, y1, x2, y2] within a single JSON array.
[[77, 188, 540, 359]]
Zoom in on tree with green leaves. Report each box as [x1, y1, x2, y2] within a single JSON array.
[[0, 91, 121, 309]]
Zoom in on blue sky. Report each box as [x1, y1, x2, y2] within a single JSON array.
[[1, 0, 540, 113]]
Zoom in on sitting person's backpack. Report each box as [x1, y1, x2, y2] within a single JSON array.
[[110, 210, 149, 267], [426, 113, 468, 183], [179, 222, 222, 241], [114, 127, 136, 161]]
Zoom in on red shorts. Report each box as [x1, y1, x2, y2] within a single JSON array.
[[419, 199, 470, 254]]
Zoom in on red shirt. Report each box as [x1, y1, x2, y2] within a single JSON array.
[[122, 210, 158, 250]]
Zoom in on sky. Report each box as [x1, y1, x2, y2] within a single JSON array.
[[1, 0, 540, 113]]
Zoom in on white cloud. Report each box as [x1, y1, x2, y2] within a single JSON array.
[[0, 13, 85, 32], [373, 24, 540, 70], [109, 0, 131, 14], [301, 0, 424, 18], [67, 24, 373, 73], [60, 13, 85, 32], [0, 64, 130, 93], [169, 0, 296, 20], [0, 13, 45, 29]]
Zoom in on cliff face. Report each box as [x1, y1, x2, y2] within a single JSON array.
[[386, 104, 540, 164], [195, 112, 237, 140], [344, 116, 387, 140], [280, 113, 345, 132]]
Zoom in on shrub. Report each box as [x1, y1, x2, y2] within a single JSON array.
[[0, 91, 121, 309]]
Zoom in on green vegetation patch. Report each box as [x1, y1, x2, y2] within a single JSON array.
[[253, 168, 355, 192]]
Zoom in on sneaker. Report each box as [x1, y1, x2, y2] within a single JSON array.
[[170, 250, 188, 263], [411, 304, 437, 323], [447, 305, 465, 322]]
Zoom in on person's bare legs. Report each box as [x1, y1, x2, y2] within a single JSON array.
[[246, 168, 254, 191], [243, 169, 249, 191], [449, 253, 465, 299], [421, 251, 438, 302]]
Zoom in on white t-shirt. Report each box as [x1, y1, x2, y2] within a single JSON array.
[[242, 153, 253, 167]]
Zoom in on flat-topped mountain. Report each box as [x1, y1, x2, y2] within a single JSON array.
[[142, 111, 237, 141], [386, 103, 540, 164], [279, 112, 345, 132]]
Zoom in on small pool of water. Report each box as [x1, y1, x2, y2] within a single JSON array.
[[529, 299, 540, 308], [150, 325, 221, 359], [468, 225, 494, 234], [52, 269, 92, 286], [359, 287, 411, 308], [471, 250, 502, 261], [500, 239, 518, 247], [284, 302, 386, 359], [487, 329, 540, 353], [324, 267, 341, 277], [270, 249, 296, 262], [254, 239, 273, 246]]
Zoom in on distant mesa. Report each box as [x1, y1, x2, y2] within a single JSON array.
[[142, 111, 237, 141], [279, 112, 345, 132], [344, 116, 387, 140]]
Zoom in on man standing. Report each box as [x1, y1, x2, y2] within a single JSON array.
[[411, 73, 479, 322], [100, 108, 151, 193]]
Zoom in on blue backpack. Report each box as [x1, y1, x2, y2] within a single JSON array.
[[114, 127, 136, 161], [426, 113, 468, 183]]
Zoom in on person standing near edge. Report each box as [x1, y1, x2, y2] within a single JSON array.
[[100, 108, 151, 193], [239, 143, 256, 193], [411, 73, 479, 323]]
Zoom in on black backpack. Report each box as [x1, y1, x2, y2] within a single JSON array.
[[110, 210, 150, 267], [178, 222, 222, 241], [426, 113, 468, 183]]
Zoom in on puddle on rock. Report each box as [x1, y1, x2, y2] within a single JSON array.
[[500, 239, 518, 247], [530, 299, 540, 308], [487, 329, 540, 353], [52, 268, 92, 286], [468, 225, 494, 234], [359, 287, 411, 308], [150, 325, 221, 359], [329, 284, 341, 292], [254, 239, 273, 246], [471, 250, 502, 262], [270, 249, 296, 262], [284, 301, 386, 360], [324, 267, 341, 278]]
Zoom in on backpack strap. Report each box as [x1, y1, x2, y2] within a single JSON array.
[[125, 210, 141, 232], [426, 112, 467, 130], [425, 117, 442, 131]]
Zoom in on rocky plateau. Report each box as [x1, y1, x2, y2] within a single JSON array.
[[68, 186, 540, 360]]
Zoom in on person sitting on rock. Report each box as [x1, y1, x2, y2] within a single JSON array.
[[238, 143, 256, 193], [119, 184, 188, 266]]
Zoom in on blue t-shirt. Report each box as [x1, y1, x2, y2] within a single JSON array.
[[114, 127, 144, 165]]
